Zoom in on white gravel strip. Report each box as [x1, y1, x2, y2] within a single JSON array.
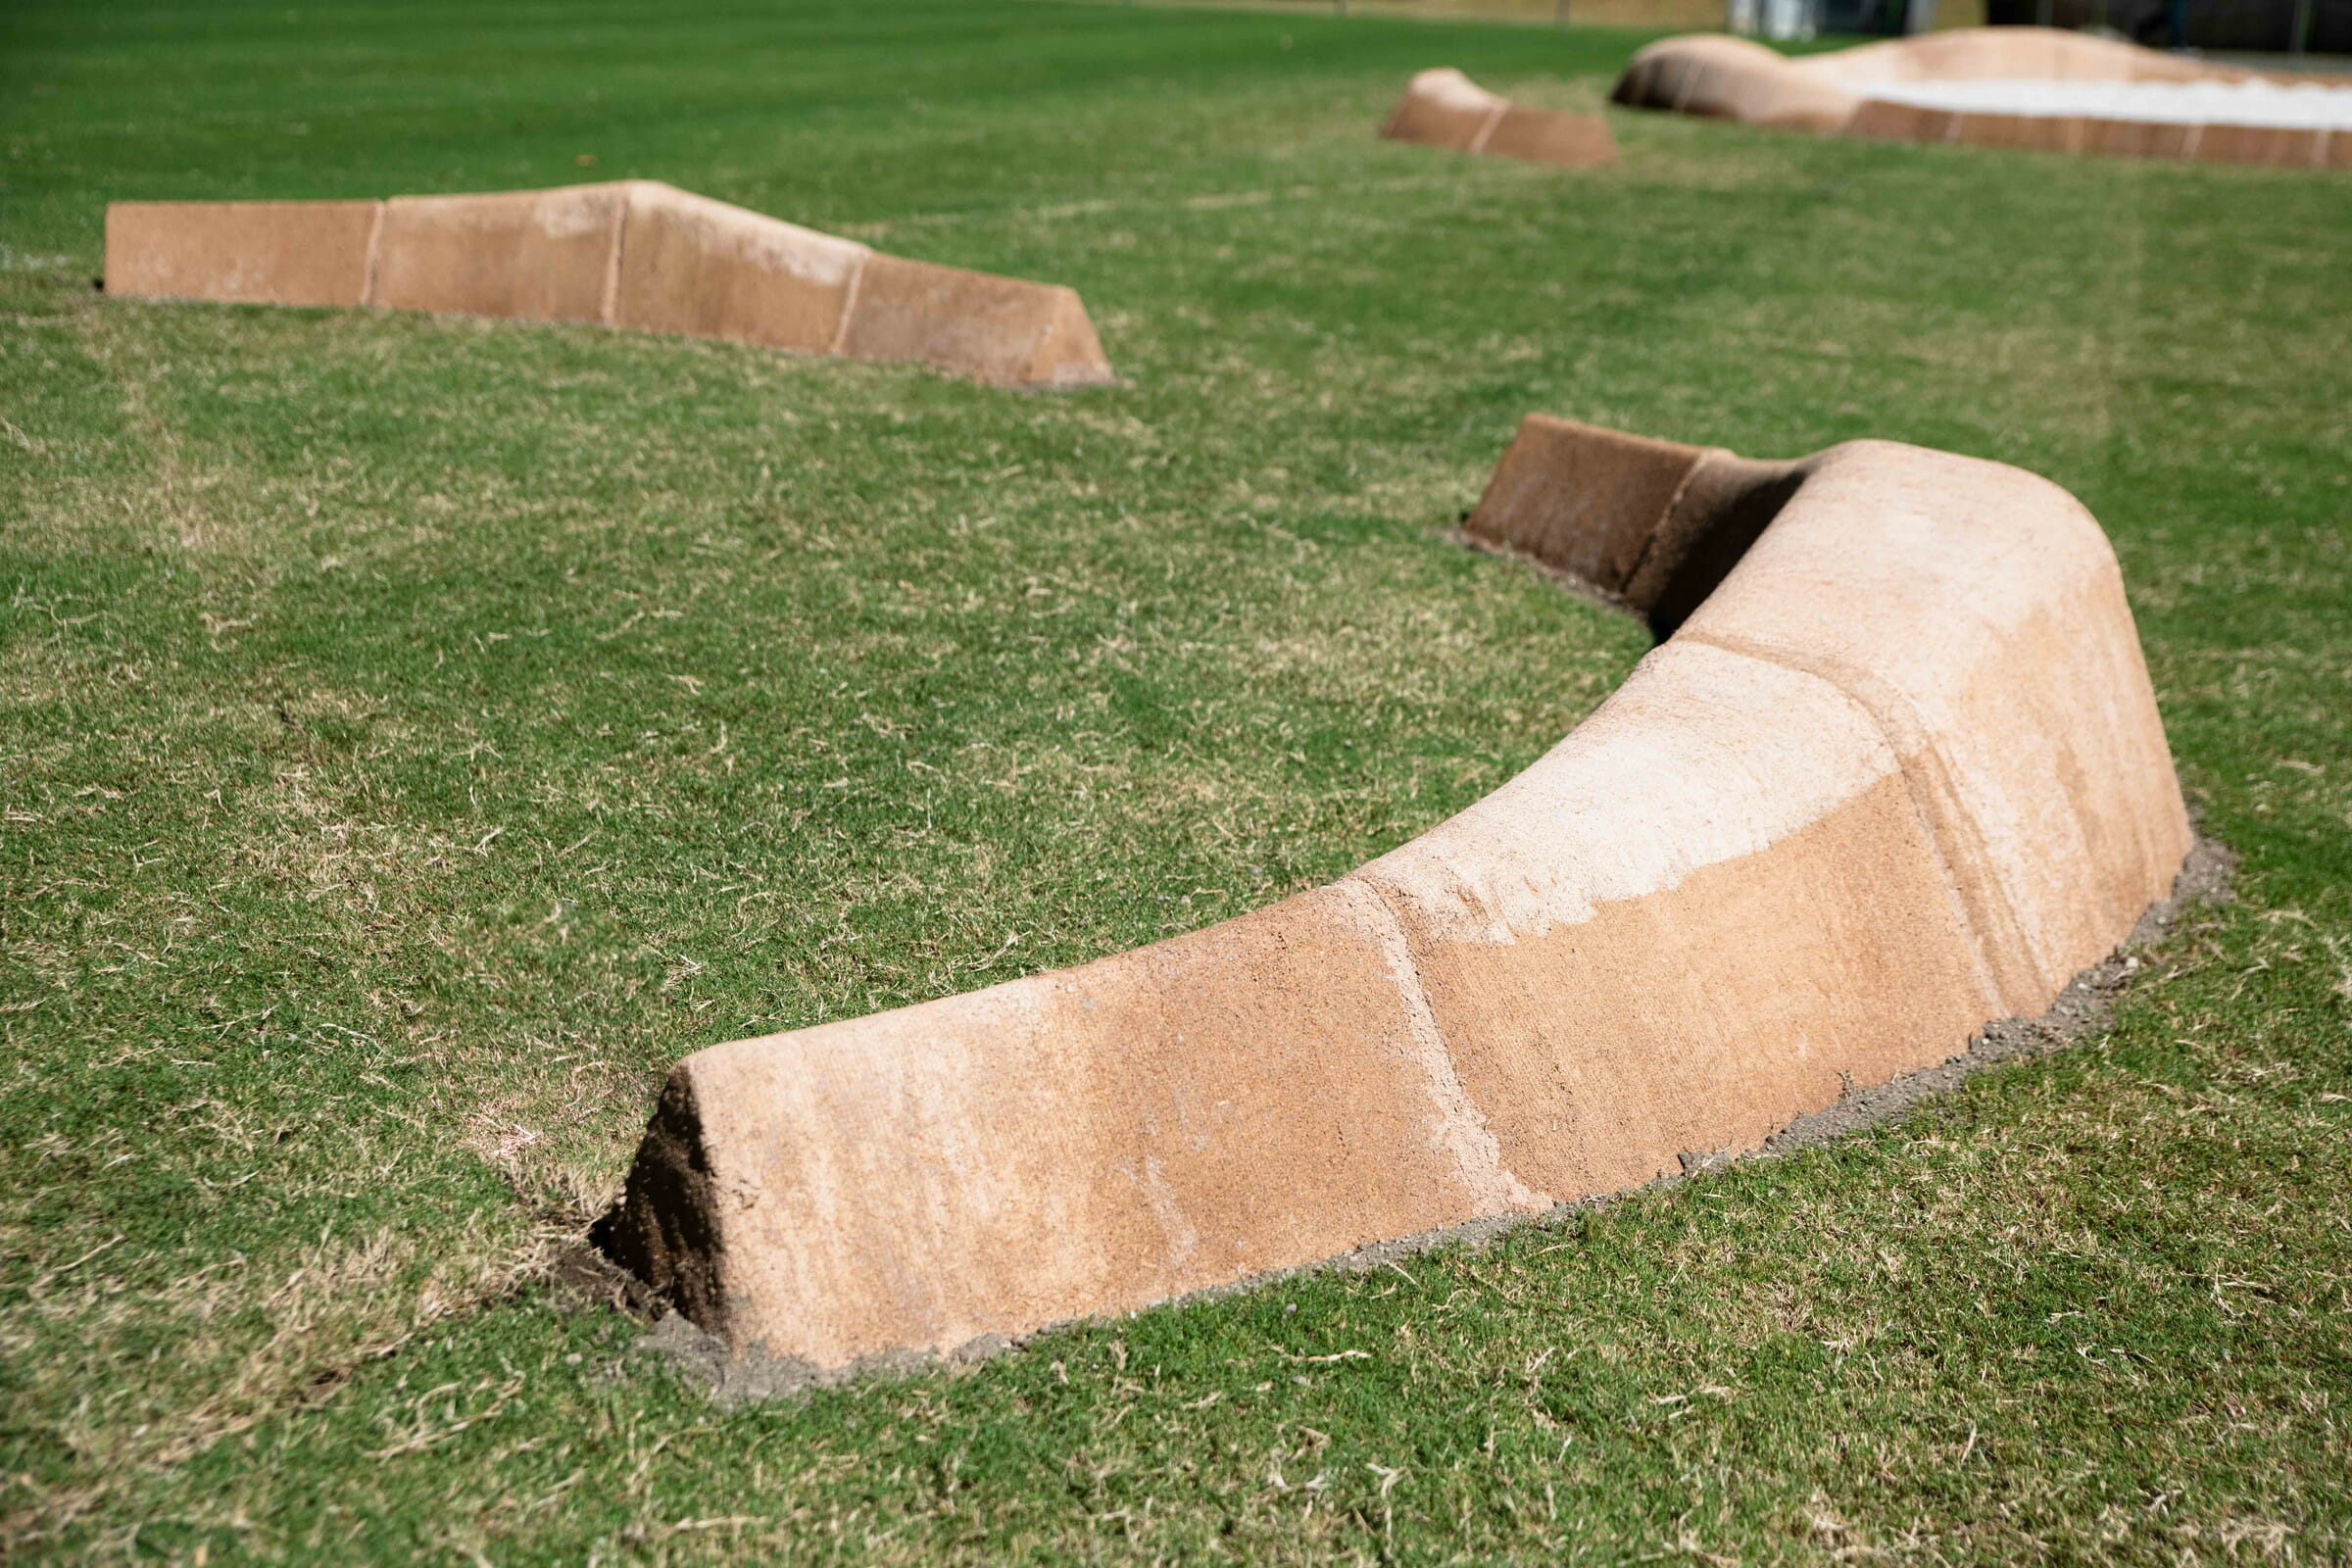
[[1850, 75, 2352, 128]]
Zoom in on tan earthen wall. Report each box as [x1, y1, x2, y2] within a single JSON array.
[[601, 418, 2192, 1369], [103, 180, 1113, 389], [1610, 25, 2352, 170], [1380, 70, 1618, 168]]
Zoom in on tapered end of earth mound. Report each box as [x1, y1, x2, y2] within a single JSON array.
[[602, 416, 2193, 1372], [592, 1074, 729, 1338], [1465, 416, 1803, 634], [100, 180, 1114, 388], [1381, 69, 1616, 169], [838, 255, 1115, 389]]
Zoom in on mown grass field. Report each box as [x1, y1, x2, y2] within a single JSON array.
[[2, 0, 2348, 1561]]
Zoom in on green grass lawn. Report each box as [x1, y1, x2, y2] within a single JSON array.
[[2, 0, 2349, 1560]]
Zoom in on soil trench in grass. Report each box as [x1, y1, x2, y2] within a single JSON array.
[[3, 0, 2350, 1562]]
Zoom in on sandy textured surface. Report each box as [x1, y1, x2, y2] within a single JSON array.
[[104, 180, 1113, 388], [1379, 68, 1617, 167], [601, 418, 2192, 1370]]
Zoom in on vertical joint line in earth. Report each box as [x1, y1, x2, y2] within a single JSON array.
[[360, 200, 388, 309], [600, 188, 632, 327], [828, 250, 872, 359], [1466, 103, 1508, 155]]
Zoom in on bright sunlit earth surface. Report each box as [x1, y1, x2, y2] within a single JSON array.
[[2, 0, 2348, 1562]]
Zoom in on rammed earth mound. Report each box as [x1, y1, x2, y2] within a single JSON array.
[[1850, 76, 2352, 130], [602, 420, 2192, 1370], [1614, 25, 2352, 169], [105, 182, 1115, 388], [4, 0, 2350, 1561]]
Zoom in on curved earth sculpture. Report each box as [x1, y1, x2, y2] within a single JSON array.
[[601, 418, 2192, 1372], [1613, 25, 2352, 170], [1380, 70, 1618, 168], [103, 180, 1114, 389]]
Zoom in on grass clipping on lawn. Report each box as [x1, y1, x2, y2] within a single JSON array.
[[3, 0, 2351, 1561]]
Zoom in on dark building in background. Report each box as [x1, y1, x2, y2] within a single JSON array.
[[1984, 0, 2348, 52], [1819, 0, 1916, 32]]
